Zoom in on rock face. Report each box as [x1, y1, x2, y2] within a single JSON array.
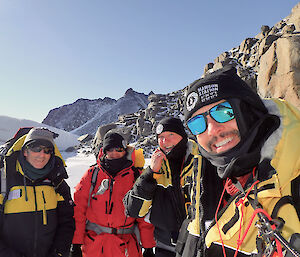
[[92, 90, 184, 157], [202, 3, 300, 110], [43, 97, 116, 132], [43, 88, 150, 135]]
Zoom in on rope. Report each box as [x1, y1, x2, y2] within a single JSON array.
[[214, 167, 283, 257]]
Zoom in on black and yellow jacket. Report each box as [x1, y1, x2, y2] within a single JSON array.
[[180, 99, 300, 257], [124, 139, 198, 248], [0, 135, 75, 257]]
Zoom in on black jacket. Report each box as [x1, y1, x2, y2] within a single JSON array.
[[124, 140, 198, 248]]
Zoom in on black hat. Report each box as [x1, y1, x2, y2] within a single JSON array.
[[156, 117, 187, 139], [184, 65, 267, 122], [102, 132, 127, 153], [23, 127, 55, 148]]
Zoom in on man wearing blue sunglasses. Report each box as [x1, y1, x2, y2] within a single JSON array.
[[176, 66, 300, 257]]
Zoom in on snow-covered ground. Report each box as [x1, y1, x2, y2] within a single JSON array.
[[63, 148, 97, 196]]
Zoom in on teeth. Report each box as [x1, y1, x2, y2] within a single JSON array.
[[215, 137, 233, 148], [165, 146, 173, 153]]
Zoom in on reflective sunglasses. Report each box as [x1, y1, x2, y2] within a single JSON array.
[[106, 147, 125, 153], [27, 145, 53, 154], [187, 101, 235, 135]]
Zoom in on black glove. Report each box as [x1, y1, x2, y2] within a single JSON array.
[[69, 244, 82, 257], [133, 167, 157, 199], [48, 249, 67, 257], [143, 247, 155, 257]]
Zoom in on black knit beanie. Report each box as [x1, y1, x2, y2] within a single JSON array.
[[156, 117, 187, 139], [102, 132, 127, 153], [184, 65, 267, 122]]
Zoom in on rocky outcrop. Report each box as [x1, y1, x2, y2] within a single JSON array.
[[201, 2, 300, 111], [92, 90, 184, 157]]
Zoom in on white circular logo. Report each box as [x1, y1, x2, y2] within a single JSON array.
[[186, 92, 198, 111], [156, 124, 164, 134]]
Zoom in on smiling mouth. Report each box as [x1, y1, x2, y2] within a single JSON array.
[[215, 137, 233, 148]]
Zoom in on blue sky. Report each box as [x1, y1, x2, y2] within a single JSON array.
[[0, 0, 298, 122]]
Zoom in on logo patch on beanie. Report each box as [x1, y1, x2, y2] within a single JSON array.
[[197, 84, 218, 103], [186, 92, 199, 111], [156, 124, 164, 134]]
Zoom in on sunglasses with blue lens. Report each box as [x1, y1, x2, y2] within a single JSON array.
[[187, 101, 235, 135]]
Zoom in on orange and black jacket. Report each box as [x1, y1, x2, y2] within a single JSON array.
[[0, 144, 75, 257]]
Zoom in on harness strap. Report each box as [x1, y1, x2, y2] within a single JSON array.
[[1, 167, 6, 198], [156, 240, 176, 253], [88, 167, 99, 207], [86, 220, 135, 235], [271, 196, 294, 219]]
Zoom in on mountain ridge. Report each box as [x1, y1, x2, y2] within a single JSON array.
[[42, 88, 151, 135]]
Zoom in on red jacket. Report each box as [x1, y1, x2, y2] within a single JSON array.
[[72, 147, 155, 257]]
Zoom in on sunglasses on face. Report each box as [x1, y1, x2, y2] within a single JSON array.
[[27, 145, 53, 154], [187, 101, 235, 135], [106, 147, 125, 153]]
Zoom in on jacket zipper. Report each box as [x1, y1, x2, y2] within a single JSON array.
[[42, 191, 47, 225], [108, 178, 114, 207], [33, 186, 38, 257]]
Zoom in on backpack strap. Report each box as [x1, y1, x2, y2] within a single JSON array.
[[271, 196, 295, 219], [271, 175, 300, 220], [0, 166, 7, 211], [88, 166, 100, 207], [291, 175, 300, 219]]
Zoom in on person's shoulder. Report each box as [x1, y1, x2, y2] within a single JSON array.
[[264, 98, 300, 121]]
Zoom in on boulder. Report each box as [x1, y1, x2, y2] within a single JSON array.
[[258, 36, 300, 109], [77, 134, 93, 143]]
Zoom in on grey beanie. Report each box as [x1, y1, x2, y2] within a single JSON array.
[[23, 127, 55, 148]]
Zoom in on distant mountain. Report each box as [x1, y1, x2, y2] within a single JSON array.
[[42, 88, 150, 135], [0, 115, 79, 151]]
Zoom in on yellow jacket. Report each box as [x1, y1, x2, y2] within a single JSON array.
[[187, 99, 300, 256]]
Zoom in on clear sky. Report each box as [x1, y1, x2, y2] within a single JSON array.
[[1, 0, 298, 122]]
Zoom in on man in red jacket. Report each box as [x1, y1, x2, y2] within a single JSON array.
[[70, 132, 155, 257]]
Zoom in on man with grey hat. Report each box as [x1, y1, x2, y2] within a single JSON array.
[[176, 66, 300, 257], [124, 117, 198, 257], [0, 127, 75, 257]]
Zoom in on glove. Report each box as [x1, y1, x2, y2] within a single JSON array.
[[133, 167, 157, 199], [69, 244, 82, 257], [47, 249, 66, 257], [143, 248, 155, 257]]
